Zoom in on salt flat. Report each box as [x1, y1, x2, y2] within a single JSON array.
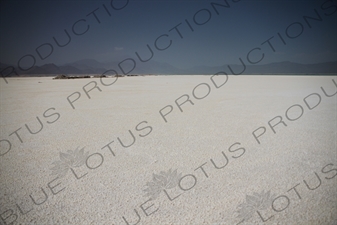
[[0, 75, 336, 225]]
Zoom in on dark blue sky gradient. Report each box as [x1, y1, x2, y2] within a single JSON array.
[[1, 0, 336, 69]]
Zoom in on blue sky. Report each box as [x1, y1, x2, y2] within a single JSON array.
[[1, 0, 336, 70]]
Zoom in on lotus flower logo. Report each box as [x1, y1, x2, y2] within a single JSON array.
[[236, 190, 275, 222], [143, 169, 182, 200], [50, 147, 89, 178]]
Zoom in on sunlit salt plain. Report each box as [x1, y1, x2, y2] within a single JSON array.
[[0, 75, 336, 225]]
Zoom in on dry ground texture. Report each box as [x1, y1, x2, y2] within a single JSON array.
[[0, 75, 336, 225]]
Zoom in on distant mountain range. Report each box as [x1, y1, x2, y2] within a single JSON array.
[[1, 59, 336, 76]]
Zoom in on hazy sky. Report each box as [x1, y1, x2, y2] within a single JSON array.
[[1, 0, 336, 70]]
